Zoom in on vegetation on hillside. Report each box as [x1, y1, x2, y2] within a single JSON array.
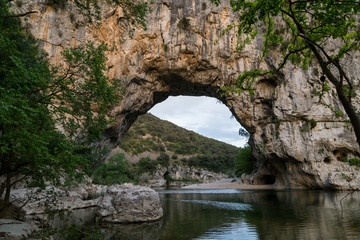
[[90, 153, 160, 185], [90, 146, 255, 186], [119, 113, 240, 173]]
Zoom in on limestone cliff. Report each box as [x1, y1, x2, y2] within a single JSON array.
[[17, 0, 360, 189]]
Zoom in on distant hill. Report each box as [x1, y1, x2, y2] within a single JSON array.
[[118, 113, 240, 173]]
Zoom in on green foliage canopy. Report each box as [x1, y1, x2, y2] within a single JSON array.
[[212, 0, 360, 149]]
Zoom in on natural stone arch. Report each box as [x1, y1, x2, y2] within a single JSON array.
[[108, 72, 249, 144], [21, 0, 360, 189]]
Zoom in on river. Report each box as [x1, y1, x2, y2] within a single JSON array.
[[98, 189, 360, 240]]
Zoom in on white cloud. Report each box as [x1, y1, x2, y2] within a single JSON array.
[[149, 96, 248, 147]]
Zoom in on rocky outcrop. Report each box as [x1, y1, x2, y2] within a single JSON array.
[[9, 184, 162, 225], [17, 0, 360, 189], [139, 165, 228, 188]]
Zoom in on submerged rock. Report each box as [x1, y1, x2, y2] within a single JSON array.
[[0, 219, 34, 240]]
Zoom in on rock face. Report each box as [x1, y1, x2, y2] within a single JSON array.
[[9, 184, 162, 225], [96, 184, 163, 223], [17, 0, 360, 189]]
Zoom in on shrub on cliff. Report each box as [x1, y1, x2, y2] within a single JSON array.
[[157, 152, 170, 167]]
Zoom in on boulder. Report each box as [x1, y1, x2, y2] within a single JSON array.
[[96, 184, 163, 223], [8, 184, 163, 226]]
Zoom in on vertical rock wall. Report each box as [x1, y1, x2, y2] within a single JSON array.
[[17, 0, 360, 189]]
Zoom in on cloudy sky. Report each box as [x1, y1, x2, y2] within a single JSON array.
[[149, 96, 248, 148]]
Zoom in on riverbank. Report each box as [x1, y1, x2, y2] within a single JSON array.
[[182, 178, 275, 190]]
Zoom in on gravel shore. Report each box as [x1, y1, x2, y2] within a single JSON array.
[[182, 179, 275, 190]]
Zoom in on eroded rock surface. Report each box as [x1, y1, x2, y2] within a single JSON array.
[[9, 184, 162, 225], [96, 184, 163, 223], [16, 0, 360, 189]]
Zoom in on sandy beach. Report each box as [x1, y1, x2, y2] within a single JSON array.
[[182, 178, 275, 190]]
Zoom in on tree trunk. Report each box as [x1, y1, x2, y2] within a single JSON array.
[[0, 182, 5, 198], [335, 83, 360, 151], [0, 173, 11, 217], [284, 3, 360, 151], [306, 38, 360, 152]]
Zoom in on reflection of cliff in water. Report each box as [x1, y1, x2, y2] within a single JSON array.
[[241, 190, 360, 240], [100, 221, 162, 240], [79, 190, 360, 240], [160, 191, 247, 240], [158, 190, 360, 240]]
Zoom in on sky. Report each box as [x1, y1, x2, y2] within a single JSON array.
[[149, 96, 248, 148]]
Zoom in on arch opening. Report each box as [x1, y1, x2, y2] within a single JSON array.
[[149, 96, 248, 148], [109, 74, 253, 146]]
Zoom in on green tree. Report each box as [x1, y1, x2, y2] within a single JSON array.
[[92, 153, 133, 185], [233, 146, 255, 176], [212, 0, 360, 149], [0, 1, 123, 215]]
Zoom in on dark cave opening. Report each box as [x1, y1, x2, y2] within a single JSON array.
[[262, 175, 276, 185]]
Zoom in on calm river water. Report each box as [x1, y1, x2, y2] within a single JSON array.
[[101, 189, 360, 240]]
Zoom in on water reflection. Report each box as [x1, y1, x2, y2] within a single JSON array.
[[158, 189, 360, 240], [100, 221, 162, 240], [70, 190, 360, 239]]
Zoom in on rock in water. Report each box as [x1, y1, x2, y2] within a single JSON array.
[[0, 219, 34, 240], [8, 184, 163, 226], [96, 184, 163, 223]]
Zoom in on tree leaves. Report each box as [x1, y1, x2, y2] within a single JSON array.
[[0, 1, 124, 211], [223, 0, 360, 149]]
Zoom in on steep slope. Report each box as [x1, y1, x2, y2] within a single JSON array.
[[118, 113, 239, 173]]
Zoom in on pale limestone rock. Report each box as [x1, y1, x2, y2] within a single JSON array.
[[9, 186, 98, 220], [0, 219, 34, 240], [17, 0, 360, 190], [96, 184, 163, 223], [9, 184, 163, 225]]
